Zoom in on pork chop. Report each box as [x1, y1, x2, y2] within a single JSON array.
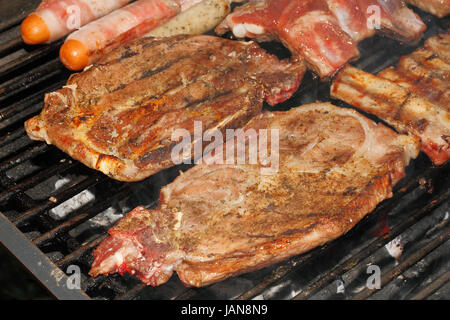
[[89, 103, 420, 287], [25, 35, 305, 181]]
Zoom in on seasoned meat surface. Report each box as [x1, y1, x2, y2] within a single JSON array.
[[89, 103, 420, 287], [25, 35, 305, 181]]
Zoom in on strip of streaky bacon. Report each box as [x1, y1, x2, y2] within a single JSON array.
[[218, 0, 360, 78], [331, 65, 450, 166], [406, 0, 450, 18]]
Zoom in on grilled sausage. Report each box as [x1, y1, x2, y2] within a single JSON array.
[[147, 0, 231, 37], [59, 0, 182, 70]]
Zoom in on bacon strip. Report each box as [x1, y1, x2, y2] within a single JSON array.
[[32, 0, 132, 42], [65, 0, 181, 64]]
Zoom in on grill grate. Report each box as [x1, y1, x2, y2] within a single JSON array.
[[0, 0, 449, 300]]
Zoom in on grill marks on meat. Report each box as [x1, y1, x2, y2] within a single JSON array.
[[425, 30, 450, 64], [25, 35, 305, 181], [89, 103, 420, 287], [331, 33, 450, 165], [216, 0, 425, 78], [406, 0, 450, 18]]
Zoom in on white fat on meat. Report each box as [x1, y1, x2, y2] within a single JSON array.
[[232, 23, 265, 38]]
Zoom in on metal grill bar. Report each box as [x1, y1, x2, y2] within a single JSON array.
[[0, 58, 64, 104], [0, 160, 77, 203], [0, 82, 64, 133], [0, 35, 21, 56], [0, 40, 61, 78], [0, 143, 49, 172], [410, 269, 450, 300], [12, 175, 105, 226], [115, 283, 147, 300], [353, 226, 450, 300], [32, 186, 131, 246], [293, 188, 450, 300], [0, 213, 90, 300], [55, 234, 109, 269], [0, 126, 25, 148]]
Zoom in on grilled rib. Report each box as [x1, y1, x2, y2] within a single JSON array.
[[406, 0, 450, 18], [425, 29, 450, 63], [25, 35, 305, 181], [89, 103, 420, 287], [331, 40, 449, 166]]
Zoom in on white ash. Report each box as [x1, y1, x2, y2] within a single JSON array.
[[69, 204, 125, 240], [49, 177, 96, 220], [336, 279, 345, 294], [87, 207, 124, 228], [385, 235, 404, 261], [254, 280, 295, 300], [53, 177, 69, 190]]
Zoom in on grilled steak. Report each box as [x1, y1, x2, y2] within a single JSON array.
[[331, 32, 450, 165], [25, 35, 305, 181], [89, 103, 420, 287], [216, 0, 425, 78]]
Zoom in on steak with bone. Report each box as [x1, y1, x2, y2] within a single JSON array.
[[331, 32, 450, 166], [216, 0, 425, 78], [25, 34, 305, 181], [89, 103, 420, 287]]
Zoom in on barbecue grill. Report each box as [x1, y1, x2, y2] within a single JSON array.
[[0, 0, 449, 300]]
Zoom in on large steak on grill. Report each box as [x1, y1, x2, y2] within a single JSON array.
[[25, 34, 305, 181], [89, 103, 420, 287]]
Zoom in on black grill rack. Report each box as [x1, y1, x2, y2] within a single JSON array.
[[0, 0, 449, 300]]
